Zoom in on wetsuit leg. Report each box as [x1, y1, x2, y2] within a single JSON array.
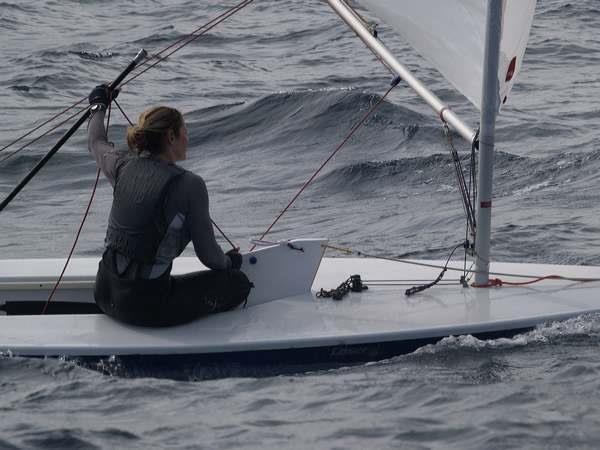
[[161, 270, 252, 326], [94, 258, 172, 326], [95, 254, 252, 327]]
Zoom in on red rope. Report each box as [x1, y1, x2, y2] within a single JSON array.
[[41, 89, 122, 314], [41, 168, 101, 314], [472, 274, 598, 288], [251, 83, 399, 250]]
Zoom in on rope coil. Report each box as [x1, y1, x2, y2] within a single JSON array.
[[317, 275, 368, 301]]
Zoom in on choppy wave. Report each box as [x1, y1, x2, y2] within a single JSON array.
[[185, 90, 431, 153]]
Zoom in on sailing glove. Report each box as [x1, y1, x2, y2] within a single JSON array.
[[226, 249, 243, 270], [88, 84, 119, 107]]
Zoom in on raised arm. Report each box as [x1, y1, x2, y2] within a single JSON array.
[[87, 108, 124, 186], [87, 85, 129, 186]]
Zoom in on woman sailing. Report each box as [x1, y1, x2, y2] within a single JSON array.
[[87, 84, 251, 326]]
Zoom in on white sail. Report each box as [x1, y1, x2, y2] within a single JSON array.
[[357, 0, 537, 111]]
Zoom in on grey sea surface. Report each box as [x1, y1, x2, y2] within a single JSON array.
[[1, 0, 600, 448]]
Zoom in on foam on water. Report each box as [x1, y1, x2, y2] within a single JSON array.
[[412, 313, 600, 356]]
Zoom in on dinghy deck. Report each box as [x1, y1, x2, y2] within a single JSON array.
[[2, 257, 600, 360]]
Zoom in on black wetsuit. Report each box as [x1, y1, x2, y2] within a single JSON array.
[[88, 109, 251, 326]]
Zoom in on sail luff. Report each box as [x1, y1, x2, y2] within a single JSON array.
[[474, 0, 503, 285], [327, 0, 477, 145]]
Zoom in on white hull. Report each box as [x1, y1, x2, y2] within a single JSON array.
[[2, 242, 600, 374]]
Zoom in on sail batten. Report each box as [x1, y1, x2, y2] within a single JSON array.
[[357, 0, 537, 111]]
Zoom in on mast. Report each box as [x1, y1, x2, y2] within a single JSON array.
[[326, 0, 477, 145], [474, 0, 503, 285]]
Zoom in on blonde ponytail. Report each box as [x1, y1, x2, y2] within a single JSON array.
[[126, 106, 184, 155]]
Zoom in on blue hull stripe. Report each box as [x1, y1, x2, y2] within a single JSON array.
[[73, 327, 532, 380]]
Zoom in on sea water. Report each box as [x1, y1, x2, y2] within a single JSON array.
[[1, 1, 600, 448]]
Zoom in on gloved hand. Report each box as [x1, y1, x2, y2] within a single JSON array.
[[226, 249, 242, 270], [88, 84, 119, 107]]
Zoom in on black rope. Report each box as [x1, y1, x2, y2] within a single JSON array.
[[444, 124, 479, 282], [471, 128, 479, 221], [445, 124, 476, 236], [463, 127, 479, 280], [405, 242, 464, 296], [316, 275, 368, 301], [113, 99, 134, 126]]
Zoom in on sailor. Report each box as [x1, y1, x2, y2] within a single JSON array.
[[87, 84, 251, 326]]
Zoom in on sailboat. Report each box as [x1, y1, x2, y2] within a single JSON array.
[[2, 0, 600, 379]]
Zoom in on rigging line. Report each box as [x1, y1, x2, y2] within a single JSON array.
[[404, 241, 463, 296], [0, 51, 145, 215], [41, 168, 101, 314], [41, 107, 113, 314], [42, 92, 120, 313], [0, 99, 87, 155], [321, 244, 600, 283], [444, 123, 477, 281], [365, 283, 460, 286], [0, 0, 255, 158], [136, 0, 253, 67], [113, 99, 133, 126], [452, 150, 472, 232], [211, 219, 237, 250], [469, 130, 479, 222], [473, 275, 600, 288], [470, 129, 478, 223], [463, 220, 469, 277], [463, 139, 477, 274], [251, 78, 401, 251], [464, 131, 478, 279], [445, 125, 475, 234], [464, 261, 475, 283], [363, 279, 464, 282], [463, 224, 470, 278], [120, 0, 256, 89], [0, 105, 89, 165]]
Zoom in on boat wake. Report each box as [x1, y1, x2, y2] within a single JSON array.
[[412, 312, 600, 356]]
